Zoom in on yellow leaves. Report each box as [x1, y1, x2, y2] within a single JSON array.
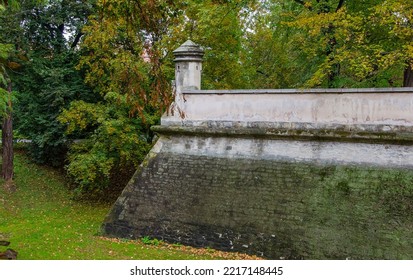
[[369, 0, 413, 41], [58, 101, 105, 135], [303, 1, 312, 10], [97, 236, 264, 260], [281, 0, 413, 87], [286, 8, 339, 34], [405, 44, 413, 60], [78, 1, 167, 116], [67, 149, 114, 187], [347, 53, 377, 80], [105, 124, 116, 135]]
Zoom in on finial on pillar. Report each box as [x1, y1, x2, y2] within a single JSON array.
[[173, 40, 204, 93]]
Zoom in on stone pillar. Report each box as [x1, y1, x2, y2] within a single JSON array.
[[173, 40, 204, 93]]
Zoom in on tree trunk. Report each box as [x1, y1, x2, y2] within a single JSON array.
[[2, 82, 13, 181], [403, 63, 413, 87]]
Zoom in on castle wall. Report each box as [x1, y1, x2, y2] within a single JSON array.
[[164, 88, 413, 129], [103, 122, 413, 259], [102, 41, 413, 259]]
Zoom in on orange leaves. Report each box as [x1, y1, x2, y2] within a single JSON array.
[[78, 0, 182, 117], [7, 61, 20, 70]]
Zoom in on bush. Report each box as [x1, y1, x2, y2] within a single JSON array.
[[59, 96, 158, 197]]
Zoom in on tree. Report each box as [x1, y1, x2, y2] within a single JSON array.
[[240, 0, 319, 88], [58, 95, 155, 198], [0, 0, 19, 182], [1, 74, 13, 182], [280, 0, 359, 87], [6, 0, 96, 167], [283, 0, 413, 87], [59, 0, 183, 196], [366, 0, 413, 87], [159, 0, 259, 89]]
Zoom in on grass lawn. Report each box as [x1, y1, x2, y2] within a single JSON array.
[[0, 152, 260, 260]]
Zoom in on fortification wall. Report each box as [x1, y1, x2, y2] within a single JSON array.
[[103, 129, 413, 259], [102, 41, 413, 259], [164, 88, 413, 129]]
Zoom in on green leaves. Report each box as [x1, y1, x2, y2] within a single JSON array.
[[2, 1, 97, 167], [161, 0, 256, 89], [0, 0, 19, 11], [0, 44, 12, 61], [0, 43, 13, 117], [282, 0, 413, 87], [57, 0, 180, 193], [59, 97, 155, 193], [78, 0, 182, 114]]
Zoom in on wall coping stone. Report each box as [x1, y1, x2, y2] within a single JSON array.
[[152, 123, 413, 144], [182, 87, 413, 95]]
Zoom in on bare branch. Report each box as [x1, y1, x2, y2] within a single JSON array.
[[70, 32, 83, 49], [293, 0, 306, 6], [336, 0, 345, 12]]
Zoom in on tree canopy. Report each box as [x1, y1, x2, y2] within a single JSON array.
[[273, 0, 413, 87]]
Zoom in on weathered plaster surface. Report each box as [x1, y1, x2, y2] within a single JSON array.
[[164, 89, 413, 129], [156, 134, 413, 169]]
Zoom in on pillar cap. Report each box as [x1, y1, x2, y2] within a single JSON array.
[[173, 40, 204, 62]]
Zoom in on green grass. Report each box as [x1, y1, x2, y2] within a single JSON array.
[[0, 152, 258, 260]]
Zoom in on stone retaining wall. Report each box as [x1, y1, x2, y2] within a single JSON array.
[[103, 132, 413, 259]]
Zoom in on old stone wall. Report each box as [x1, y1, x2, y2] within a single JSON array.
[[103, 131, 413, 259]]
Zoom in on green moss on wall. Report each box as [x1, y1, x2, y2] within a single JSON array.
[[104, 151, 413, 259], [300, 165, 413, 259]]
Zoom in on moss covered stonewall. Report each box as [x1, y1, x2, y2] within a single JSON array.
[[287, 164, 413, 259], [103, 149, 413, 259]]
